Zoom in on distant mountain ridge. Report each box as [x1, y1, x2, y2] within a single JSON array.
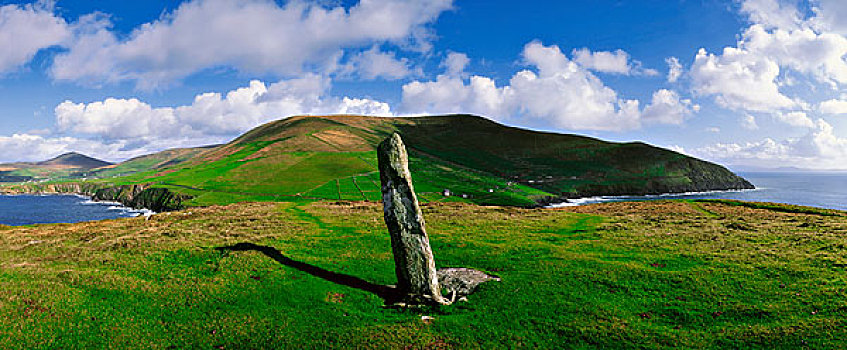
[[37, 152, 113, 169], [0, 152, 113, 182], [1, 152, 112, 170]]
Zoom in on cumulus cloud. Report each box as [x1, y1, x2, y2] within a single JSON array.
[[50, 0, 452, 89], [695, 119, 847, 170], [401, 42, 690, 131], [402, 42, 655, 131], [743, 25, 847, 87], [441, 51, 470, 77], [774, 111, 815, 128], [1, 74, 395, 162], [741, 114, 760, 130], [0, 133, 169, 163], [666, 56, 683, 83], [0, 2, 69, 74], [642, 89, 698, 125], [572, 48, 630, 74], [52, 75, 391, 147], [740, 0, 801, 30], [56, 98, 180, 140], [691, 1, 847, 115], [819, 98, 847, 114], [572, 48, 658, 76], [812, 0, 847, 35], [340, 46, 419, 80], [690, 46, 796, 112]]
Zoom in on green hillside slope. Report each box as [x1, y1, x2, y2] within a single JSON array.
[[2, 115, 753, 207], [89, 146, 214, 179]]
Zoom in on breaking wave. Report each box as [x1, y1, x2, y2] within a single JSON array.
[[546, 188, 762, 208]]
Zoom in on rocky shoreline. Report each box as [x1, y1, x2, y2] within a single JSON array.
[[0, 183, 190, 212], [532, 157, 755, 207]]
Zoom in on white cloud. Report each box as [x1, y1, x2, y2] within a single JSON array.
[[741, 114, 760, 130], [812, 0, 847, 35], [691, 2, 847, 114], [740, 0, 800, 30], [0, 2, 69, 74], [50, 0, 452, 89], [774, 111, 815, 128], [695, 119, 847, 170], [642, 89, 698, 125], [706, 127, 721, 133], [666, 56, 683, 83], [0, 74, 395, 162], [741, 25, 847, 87], [56, 98, 180, 140], [341, 46, 418, 80], [441, 51, 470, 77], [572, 48, 630, 74], [401, 75, 510, 120], [819, 98, 847, 114], [53, 75, 392, 146], [690, 46, 796, 112], [572, 48, 658, 76], [0, 133, 170, 163], [402, 41, 651, 131]]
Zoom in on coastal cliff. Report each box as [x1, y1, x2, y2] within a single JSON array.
[[557, 157, 754, 199], [0, 183, 190, 212]]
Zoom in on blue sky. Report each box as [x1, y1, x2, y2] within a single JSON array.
[[1, 0, 846, 170]]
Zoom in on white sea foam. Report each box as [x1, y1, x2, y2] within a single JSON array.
[[546, 188, 761, 208], [131, 209, 155, 218], [74, 196, 155, 217]]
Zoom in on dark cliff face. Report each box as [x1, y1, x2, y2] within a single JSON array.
[[1, 183, 190, 212], [92, 185, 191, 212], [561, 158, 754, 199]]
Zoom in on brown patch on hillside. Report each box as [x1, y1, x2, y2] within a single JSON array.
[[197, 145, 244, 163], [311, 129, 374, 152], [154, 169, 178, 177], [240, 139, 338, 160]]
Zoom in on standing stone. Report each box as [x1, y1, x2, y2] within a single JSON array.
[[378, 133, 449, 305]]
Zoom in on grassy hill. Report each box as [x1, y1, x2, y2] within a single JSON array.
[[90, 146, 214, 179], [2, 115, 752, 208], [0, 152, 112, 182], [93, 115, 752, 206], [1, 200, 845, 348]]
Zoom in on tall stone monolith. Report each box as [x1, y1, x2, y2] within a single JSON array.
[[377, 133, 449, 305]]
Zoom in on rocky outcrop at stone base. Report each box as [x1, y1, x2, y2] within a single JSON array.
[[437, 268, 500, 297]]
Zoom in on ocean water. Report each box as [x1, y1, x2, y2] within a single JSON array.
[[0, 172, 843, 226], [549, 172, 847, 211], [0, 194, 149, 226]]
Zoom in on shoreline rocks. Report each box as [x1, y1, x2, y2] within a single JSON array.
[[0, 183, 190, 212]]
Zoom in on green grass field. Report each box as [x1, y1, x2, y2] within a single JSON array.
[[1, 200, 846, 348]]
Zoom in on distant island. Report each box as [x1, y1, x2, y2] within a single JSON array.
[[0, 114, 753, 209]]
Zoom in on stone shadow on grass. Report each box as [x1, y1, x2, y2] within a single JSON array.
[[216, 243, 401, 304]]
